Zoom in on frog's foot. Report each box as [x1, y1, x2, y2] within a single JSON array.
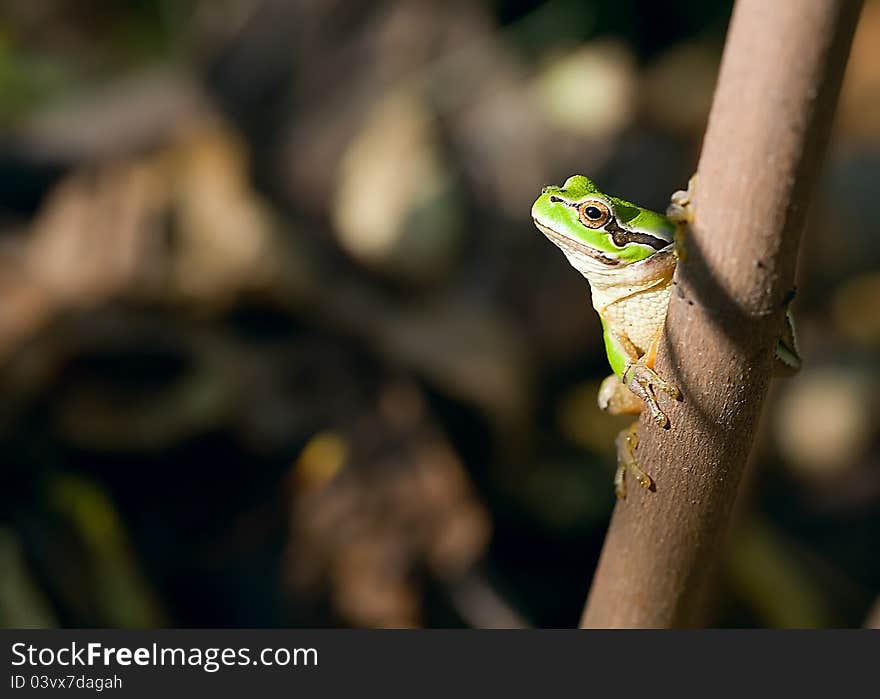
[[666, 173, 697, 260], [666, 173, 697, 223], [623, 360, 680, 428], [614, 421, 653, 499]]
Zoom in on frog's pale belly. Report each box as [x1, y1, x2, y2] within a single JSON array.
[[581, 250, 677, 356], [596, 282, 672, 354]]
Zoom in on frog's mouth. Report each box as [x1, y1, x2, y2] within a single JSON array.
[[533, 219, 621, 266]]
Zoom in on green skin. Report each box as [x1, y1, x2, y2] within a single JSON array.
[[533, 175, 675, 265], [532, 174, 800, 498]]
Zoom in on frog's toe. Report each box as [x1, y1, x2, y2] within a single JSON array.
[[667, 175, 697, 263], [645, 397, 670, 428], [655, 376, 681, 401], [666, 202, 691, 223], [624, 362, 678, 428], [614, 463, 627, 500], [635, 471, 653, 490], [667, 173, 698, 216]]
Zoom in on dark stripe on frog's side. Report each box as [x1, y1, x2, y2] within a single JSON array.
[[603, 219, 670, 251]]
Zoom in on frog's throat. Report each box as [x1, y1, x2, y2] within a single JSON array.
[[533, 219, 621, 266]]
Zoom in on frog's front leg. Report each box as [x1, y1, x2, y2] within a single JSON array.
[[601, 323, 680, 428], [622, 358, 680, 428], [667, 173, 697, 260], [666, 174, 696, 224], [598, 332, 679, 498]]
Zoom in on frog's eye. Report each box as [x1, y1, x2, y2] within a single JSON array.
[[577, 200, 611, 228]]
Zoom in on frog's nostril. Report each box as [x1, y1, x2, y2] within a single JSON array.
[[549, 196, 561, 203]]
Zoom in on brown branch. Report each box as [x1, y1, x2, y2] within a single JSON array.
[[580, 0, 863, 628]]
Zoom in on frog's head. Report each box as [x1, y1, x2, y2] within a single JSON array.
[[531, 175, 674, 267]]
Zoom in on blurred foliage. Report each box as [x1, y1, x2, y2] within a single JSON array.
[[0, 0, 878, 628]]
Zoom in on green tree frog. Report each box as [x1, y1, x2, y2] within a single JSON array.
[[531, 175, 800, 498]]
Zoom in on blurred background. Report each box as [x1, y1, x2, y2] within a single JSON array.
[[0, 0, 878, 629]]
